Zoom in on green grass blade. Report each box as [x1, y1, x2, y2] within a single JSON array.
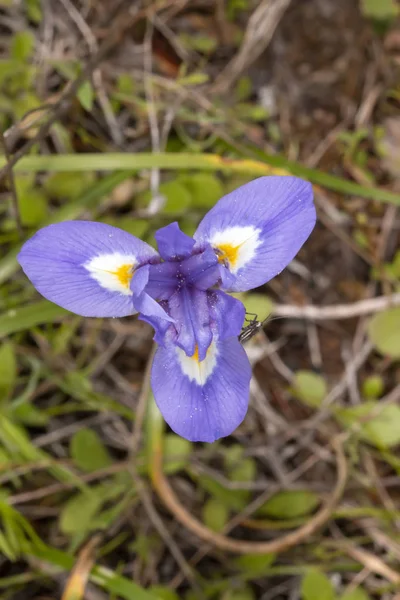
[[23, 544, 161, 600], [0, 152, 399, 204], [0, 300, 67, 337]]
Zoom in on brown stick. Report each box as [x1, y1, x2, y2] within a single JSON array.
[[150, 437, 347, 554]]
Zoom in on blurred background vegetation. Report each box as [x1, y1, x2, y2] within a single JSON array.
[[1, 0, 400, 599]]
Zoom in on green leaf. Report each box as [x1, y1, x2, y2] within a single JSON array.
[[25, 0, 43, 23], [149, 586, 179, 600], [301, 569, 335, 600], [77, 81, 95, 111], [24, 543, 160, 599], [361, 0, 398, 20], [18, 188, 48, 226], [362, 375, 384, 399], [226, 588, 256, 600], [70, 428, 112, 472], [163, 434, 192, 474], [233, 293, 274, 321], [103, 217, 148, 239], [11, 31, 35, 61], [235, 76, 252, 101], [136, 180, 192, 215], [368, 307, 400, 357], [228, 457, 256, 505], [336, 402, 400, 448], [292, 371, 327, 408], [257, 490, 320, 519], [177, 72, 209, 86], [202, 497, 229, 532], [45, 171, 95, 199], [198, 474, 248, 511], [59, 491, 102, 535], [12, 403, 49, 426], [0, 342, 17, 400], [234, 552, 276, 576], [0, 301, 68, 337], [160, 181, 192, 215], [179, 173, 224, 208], [341, 588, 371, 600]]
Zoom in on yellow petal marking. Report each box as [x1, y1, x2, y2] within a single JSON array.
[[111, 263, 134, 289], [216, 242, 242, 269]]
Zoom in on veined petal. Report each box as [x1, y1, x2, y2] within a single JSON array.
[[208, 290, 245, 339], [194, 176, 316, 291], [180, 246, 220, 290], [155, 222, 195, 261], [151, 336, 251, 442], [131, 266, 175, 345], [168, 287, 212, 360], [18, 221, 158, 317]]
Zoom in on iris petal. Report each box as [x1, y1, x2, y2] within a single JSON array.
[[151, 336, 251, 442], [194, 176, 316, 291], [208, 290, 245, 339], [131, 266, 175, 345], [155, 222, 195, 261], [18, 221, 158, 317], [168, 287, 212, 360]]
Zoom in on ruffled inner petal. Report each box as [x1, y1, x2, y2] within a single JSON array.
[[155, 222, 195, 261], [208, 290, 245, 339], [131, 266, 175, 345], [180, 246, 220, 290], [168, 287, 212, 360]]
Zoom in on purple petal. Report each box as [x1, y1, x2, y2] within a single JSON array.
[[194, 176, 316, 291], [180, 246, 220, 290], [131, 265, 175, 345], [142, 261, 179, 301], [155, 222, 195, 261], [18, 221, 158, 317], [208, 290, 245, 338], [151, 337, 251, 442], [168, 287, 212, 360]]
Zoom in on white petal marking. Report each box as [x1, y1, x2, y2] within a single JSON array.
[[176, 341, 218, 385], [209, 225, 261, 274], [84, 252, 137, 295]]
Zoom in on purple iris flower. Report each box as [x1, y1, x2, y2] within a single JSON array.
[[18, 176, 315, 443]]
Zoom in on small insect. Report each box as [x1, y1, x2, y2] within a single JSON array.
[[239, 312, 264, 344]]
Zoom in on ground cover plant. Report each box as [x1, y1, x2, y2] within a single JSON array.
[[1, 1, 400, 599]]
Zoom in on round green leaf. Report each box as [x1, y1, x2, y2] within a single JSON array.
[[368, 307, 400, 358], [341, 588, 371, 600], [292, 370, 327, 408], [202, 497, 229, 532], [179, 173, 223, 208], [60, 491, 101, 535], [301, 569, 335, 600], [337, 401, 400, 448], [257, 490, 320, 519], [362, 375, 384, 399], [70, 428, 112, 472]]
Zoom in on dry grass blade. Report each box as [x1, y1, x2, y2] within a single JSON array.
[[150, 437, 347, 554], [61, 534, 102, 600], [213, 0, 292, 93]]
